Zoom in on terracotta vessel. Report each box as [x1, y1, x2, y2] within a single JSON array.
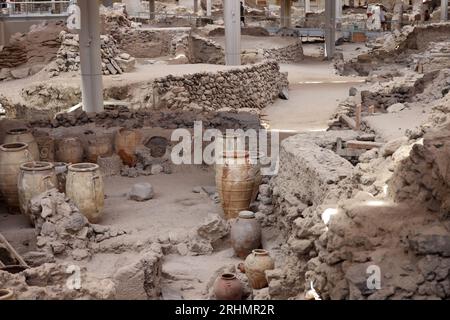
[[215, 151, 255, 219], [213, 273, 243, 300], [0, 143, 34, 213], [66, 163, 104, 223], [18, 161, 57, 225], [3, 128, 40, 161], [86, 134, 113, 163], [230, 211, 262, 258], [53, 162, 68, 193], [0, 288, 14, 300], [243, 249, 274, 289], [55, 137, 84, 164], [114, 128, 142, 166], [35, 134, 55, 162]]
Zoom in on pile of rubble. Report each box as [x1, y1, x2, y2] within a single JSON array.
[[262, 125, 450, 300], [0, 21, 65, 81], [28, 189, 128, 262], [0, 263, 116, 299], [49, 31, 135, 77]]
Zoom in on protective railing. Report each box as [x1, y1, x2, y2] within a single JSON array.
[[0, 1, 73, 17]]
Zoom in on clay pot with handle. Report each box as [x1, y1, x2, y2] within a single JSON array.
[[114, 128, 142, 167], [18, 161, 57, 226], [3, 128, 40, 161], [215, 151, 255, 219], [66, 163, 104, 223], [55, 137, 84, 164], [0, 143, 34, 214], [230, 211, 262, 258], [243, 249, 274, 289], [213, 273, 243, 300]]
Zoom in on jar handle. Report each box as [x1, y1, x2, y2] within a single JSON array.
[[24, 149, 33, 161], [43, 175, 55, 189]]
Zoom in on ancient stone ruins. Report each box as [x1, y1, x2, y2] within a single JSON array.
[[1, 0, 450, 303]]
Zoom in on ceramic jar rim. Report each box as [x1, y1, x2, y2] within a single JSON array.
[[20, 161, 54, 172], [253, 249, 269, 256], [7, 128, 30, 135], [0, 288, 13, 299], [68, 163, 99, 172], [0, 142, 28, 152], [219, 150, 249, 159], [221, 273, 237, 280], [238, 211, 255, 219]]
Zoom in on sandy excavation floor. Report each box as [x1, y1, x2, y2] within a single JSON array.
[[264, 52, 365, 133]]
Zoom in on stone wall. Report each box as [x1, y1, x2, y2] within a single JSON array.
[[153, 61, 288, 112], [265, 126, 450, 300], [262, 39, 304, 63]]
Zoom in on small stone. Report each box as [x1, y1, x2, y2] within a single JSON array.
[[176, 243, 189, 256], [151, 164, 164, 175], [64, 213, 88, 233], [387, 103, 406, 113], [128, 183, 154, 201], [349, 87, 358, 96], [71, 249, 90, 261]]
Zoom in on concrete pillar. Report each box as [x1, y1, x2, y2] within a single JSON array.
[[305, 0, 311, 13], [392, 0, 403, 31], [149, 0, 155, 20], [442, 0, 448, 21], [224, 0, 241, 65], [280, 0, 291, 28], [78, 0, 104, 113], [324, 0, 336, 59], [194, 0, 198, 13], [336, 0, 342, 20], [206, 0, 212, 16]]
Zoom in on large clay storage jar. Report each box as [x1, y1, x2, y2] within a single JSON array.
[[66, 163, 104, 223], [114, 128, 142, 166], [55, 137, 84, 164], [230, 211, 262, 258], [0, 143, 33, 214], [243, 249, 275, 289], [3, 128, 40, 161], [18, 161, 57, 225], [213, 273, 243, 300], [215, 151, 255, 220], [86, 134, 113, 163], [35, 132, 55, 162]]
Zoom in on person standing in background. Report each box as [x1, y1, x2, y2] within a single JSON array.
[[380, 5, 387, 31], [240, 1, 246, 27]]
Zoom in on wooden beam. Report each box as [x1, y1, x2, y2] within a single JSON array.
[[0, 232, 29, 268], [346, 140, 384, 150], [339, 114, 357, 130]]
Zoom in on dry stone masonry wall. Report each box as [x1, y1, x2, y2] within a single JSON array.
[[153, 61, 288, 112]]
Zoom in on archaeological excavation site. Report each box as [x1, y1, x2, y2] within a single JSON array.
[[1, 0, 450, 305]]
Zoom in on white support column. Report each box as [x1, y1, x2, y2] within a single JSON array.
[[280, 0, 291, 28], [305, 0, 311, 13], [442, 0, 448, 21], [194, 0, 198, 13], [78, 0, 104, 113], [336, 0, 342, 20], [224, 0, 241, 66], [149, 0, 155, 20], [206, 0, 212, 17], [324, 0, 336, 59]]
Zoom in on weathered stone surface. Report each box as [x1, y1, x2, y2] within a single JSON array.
[[128, 183, 154, 201]]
